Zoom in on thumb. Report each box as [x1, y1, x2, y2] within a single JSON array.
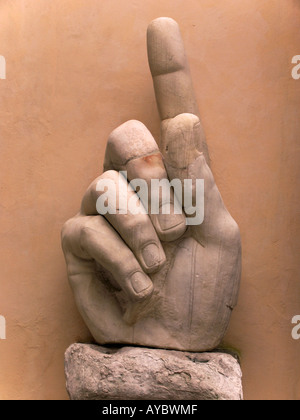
[[161, 113, 239, 244]]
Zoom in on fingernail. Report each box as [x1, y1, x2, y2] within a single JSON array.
[[159, 203, 186, 231], [142, 243, 161, 268], [155, 205, 187, 241], [130, 272, 153, 296]]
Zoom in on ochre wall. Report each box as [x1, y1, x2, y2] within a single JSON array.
[[0, 0, 299, 400]]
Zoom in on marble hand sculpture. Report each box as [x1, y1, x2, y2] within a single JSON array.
[[61, 18, 241, 352]]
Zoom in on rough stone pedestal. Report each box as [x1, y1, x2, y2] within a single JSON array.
[[65, 344, 243, 400]]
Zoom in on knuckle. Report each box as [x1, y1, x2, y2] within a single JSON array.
[[61, 218, 76, 252], [225, 217, 241, 247], [161, 113, 202, 168], [79, 226, 93, 248], [61, 217, 93, 258], [61, 218, 74, 241]]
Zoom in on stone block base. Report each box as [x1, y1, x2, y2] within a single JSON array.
[[65, 343, 243, 400]]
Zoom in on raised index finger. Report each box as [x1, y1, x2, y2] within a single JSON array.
[[147, 17, 198, 120], [147, 17, 210, 165]]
